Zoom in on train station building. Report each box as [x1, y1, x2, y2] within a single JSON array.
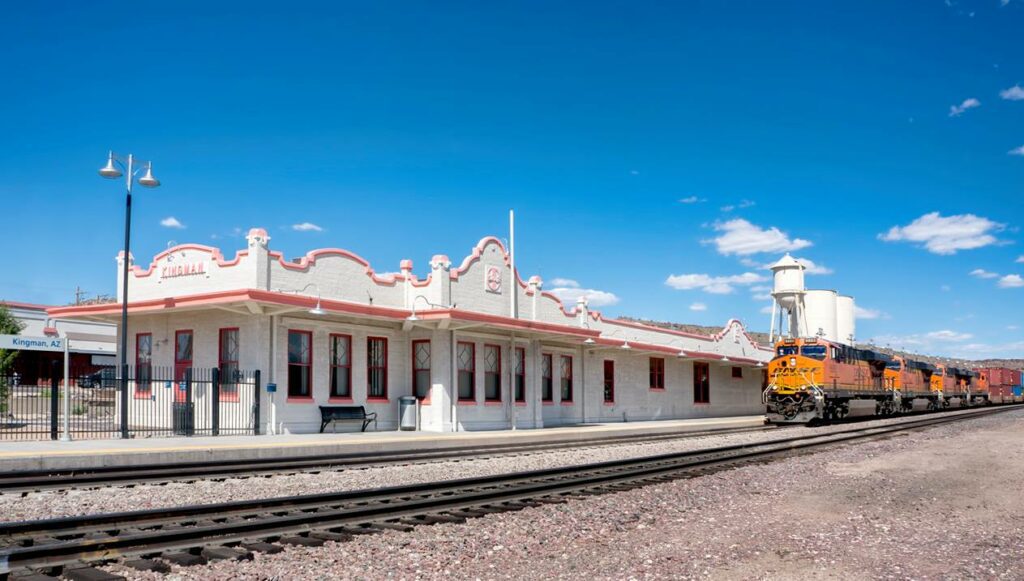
[[48, 228, 772, 433]]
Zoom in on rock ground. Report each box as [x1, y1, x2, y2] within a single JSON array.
[[93, 408, 1024, 580]]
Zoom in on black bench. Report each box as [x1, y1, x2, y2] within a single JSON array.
[[318, 405, 377, 433]]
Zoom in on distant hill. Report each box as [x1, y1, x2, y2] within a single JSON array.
[[616, 317, 1023, 370]]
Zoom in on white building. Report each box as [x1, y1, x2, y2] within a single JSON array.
[[2, 301, 116, 384], [50, 229, 772, 433]]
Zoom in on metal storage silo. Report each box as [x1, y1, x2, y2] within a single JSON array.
[[803, 290, 838, 342], [835, 295, 856, 345]]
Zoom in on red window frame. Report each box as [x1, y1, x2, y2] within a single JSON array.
[[541, 353, 553, 402], [329, 333, 353, 401], [135, 333, 152, 399], [484, 344, 502, 403], [457, 341, 476, 402], [731, 365, 743, 379], [693, 361, 710, 404], [560, 355, 573, 403], [649, 357, 665, 390], [287, 329, 313, 401], [174, 329, 193, 403], [603, 359, 614, 404], [412, 339, 431, 400], [514, 347, 526, 403], [218, 328, 240, 402], [366, 336, 389, 401]]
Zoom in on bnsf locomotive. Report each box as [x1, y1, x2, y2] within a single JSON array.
[[762, 336, 1018, 424]]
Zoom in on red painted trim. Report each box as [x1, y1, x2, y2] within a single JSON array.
[[173, 329, 194, 405], [483, 401, 504, 406], [367, 336, 388, 400], [514, 347, 526, 403], [603, 402, 616, 406], [366, 397, 390, 404], [542, 401, 556, 406], [457, 341, 476, 402], [560, 354, 573, 403], [560, 401, 575, 406], [329, 333, 353, 399], [0, 300, 52, 311], [649, 357, 665, 390], [328, 396, 354, 403], [484, 343, 501, 403], [135, 332, 152, 398], [287, 329, 313, 399], [541, 353, 554, 403], [218, 327, 241, 402], [514, 402, 527, 407], [412, 339, 431, 401], [603, 359, 615, 404], [287, 396, 315, 404]]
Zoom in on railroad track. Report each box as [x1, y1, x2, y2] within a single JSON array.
[[0, 405, 1015, 579], [0, 424, 777, 494]]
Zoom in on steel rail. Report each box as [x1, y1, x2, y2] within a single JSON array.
[[0, 425, 775, 494], [0, 405, 1014, 575]]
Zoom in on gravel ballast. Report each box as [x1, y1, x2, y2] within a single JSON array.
[[0, 409, 999, 522], [90, 406, 1024, 580]]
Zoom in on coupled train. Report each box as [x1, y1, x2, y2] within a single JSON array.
[[763, 336, 1023, 424]]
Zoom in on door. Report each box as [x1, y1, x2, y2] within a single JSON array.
[[174, 330, 193, 403]]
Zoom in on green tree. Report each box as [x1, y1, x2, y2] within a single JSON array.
[[0, 304, 25, 417]]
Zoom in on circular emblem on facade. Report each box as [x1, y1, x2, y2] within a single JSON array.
[[485, 265, 502, 294]]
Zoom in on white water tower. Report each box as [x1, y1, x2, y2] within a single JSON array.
[[836, 295, 856, 345], [769, 254, 806, 342]]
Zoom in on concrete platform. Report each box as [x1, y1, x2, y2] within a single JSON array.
[[0, 415, 766, 472]]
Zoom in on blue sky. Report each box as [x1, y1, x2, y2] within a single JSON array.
[[1, 1, 1022, 358]]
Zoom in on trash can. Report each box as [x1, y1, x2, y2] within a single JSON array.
[[173, 402, 195, 436], [398, 396, 418, 431]]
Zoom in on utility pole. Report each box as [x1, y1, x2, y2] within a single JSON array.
[[74, 286, 88, 306]]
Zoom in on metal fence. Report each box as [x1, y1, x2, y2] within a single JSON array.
[[0, 364, 261, 441]]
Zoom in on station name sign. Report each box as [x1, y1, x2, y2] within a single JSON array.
[[0, 334, 65, 352], [161, 261, 207, 279]]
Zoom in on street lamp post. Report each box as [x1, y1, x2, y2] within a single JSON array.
[[99, 151, 160, 438]]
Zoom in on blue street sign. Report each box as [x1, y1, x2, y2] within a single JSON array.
[[267, 383, 277, 393]]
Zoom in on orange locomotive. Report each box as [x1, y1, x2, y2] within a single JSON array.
[[765, 339, 982, 423]]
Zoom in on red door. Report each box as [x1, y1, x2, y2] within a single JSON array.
[[174, 330, 193, 403]]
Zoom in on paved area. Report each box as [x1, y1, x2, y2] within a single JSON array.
[[0, 415, 765, 472]]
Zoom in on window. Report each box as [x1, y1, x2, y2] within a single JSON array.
[[219, 328, 240, 401], [367, 337, 388, 399], [412, 340, 431, 399], [693, 361, 710, 404], [731, 366, 743, 379], [174, 330, 193, 403], [484, 344, 501, 402], [649, 357, 665, 390], [135, 333, 152, 398], [560, 355, 573, 402], [541, 354, 553, 402], [330, 334, 352, 399], [603, 360, 614, 403], [287, 330, 312, 398], [801, 345, 827, 360], [457, 342, 475, 401], [776, 346, 799, 357], [514, 348, 526, 403]]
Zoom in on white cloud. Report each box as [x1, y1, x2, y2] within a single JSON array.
[[948, 97, 980, 117], [689, 302, 707, 312], [998, 274, 1024, 288], [292, 222, 324, 232], [548, 278, 579, 288], [879, 212, 1004, 254], [1009, 145, 1024, 156], [547, 278, 619, 307], [854, 306, 884, 320], [925, 330, 973, 342], [1017, 256, 1024, 263], [941, 284, 952, 292], [678, 196, 706, 204], [160, 216, 186, 229], [705, 219, 812, 256], [759, 305, 774, 315], [548, 284, 620, 307], [797, 258, 833, 275], [1007, 325, 1020, 331], [970, 268, 999, 279], [1000, 85, 1024, 100], [720, 205, 735, 212], [665, 272, 768, 294]]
